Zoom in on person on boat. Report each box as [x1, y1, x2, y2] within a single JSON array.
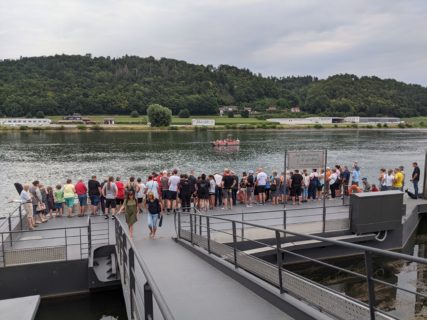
[[88, 175, 101, 216], [145, 192, 163, 239], [136, 177, 146, 213], [246, 170, 255, 207], [167, 169, 180, 213], [29, 180, 46, 224], [118, 190, 138, 239], [160, 171, 169, 212], [102, 176, 118, 219], [208, 175, 216, 210], [115, 176, 125, 207], [270, 171, 280, 205], [54, 184, 64, 217], [178, 174, 192, 212], [197, 174, 210, 211], [392, 168, 404, 191], [411, 162, 420, 198], [222, 168, 235, 210], [291, 169, 303, 205], [256, 168, 268, 205], [21, 183, 36, 230], [75, 178, 88, 217], [63, 179, 76, 218]]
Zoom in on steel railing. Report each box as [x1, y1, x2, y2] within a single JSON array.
[[114, 218, 175, 320], [175, 209, 427, 320]]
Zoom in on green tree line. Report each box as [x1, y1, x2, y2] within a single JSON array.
[[0, 54, 426, 117]]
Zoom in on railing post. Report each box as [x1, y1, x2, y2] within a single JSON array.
[[19, 205, 23, 231], [241, 208, 244, 240], [276, 230, 284, 293], [364, 250, 376, 320], [144, 282, 154, 320], [79, 228, 82, 259], [1, 233, 5, 267], [8, 216, 12, 247], [283, 208, 287, 230], [232, 221, 237, 268], [190, 213, 194, 245], [129, 247, 135, 318], [207, 216, 211, 254], [88, 219, 92, 257], [64, 228, 68, 260], [199, 214, 202, 236], [177, 210, 181, 239]]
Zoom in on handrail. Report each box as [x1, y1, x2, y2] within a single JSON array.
[[115, 217, 175, 320], [190, 208, 427, 264], [178, 209, 427, 319]]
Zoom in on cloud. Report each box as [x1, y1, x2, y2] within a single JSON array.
[[0, 0, 426, 85]]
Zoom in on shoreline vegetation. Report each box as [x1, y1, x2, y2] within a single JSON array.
[[0, 115, 426, 132]]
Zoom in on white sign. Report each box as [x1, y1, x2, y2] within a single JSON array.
[[287, 150, 325, 169], [191, 119, 215, 126]]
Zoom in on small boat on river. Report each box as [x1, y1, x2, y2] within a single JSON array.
[[211, 136, 240, 147]]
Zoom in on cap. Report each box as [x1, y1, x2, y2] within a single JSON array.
[[362, 177, 367, 180], [248, 170, 254, 174]]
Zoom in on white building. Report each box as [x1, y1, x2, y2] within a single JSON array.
[[0, 118, 52, 126], [344, 117, 402, 124], [268, 116, 402, 126]]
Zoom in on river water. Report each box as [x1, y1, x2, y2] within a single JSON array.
[[1, 129, 426, 205], [1, 129, 427, 319]]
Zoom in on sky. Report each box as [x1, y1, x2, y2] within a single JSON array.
[[0, 0, 426, 85]]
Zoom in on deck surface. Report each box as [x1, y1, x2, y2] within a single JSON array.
[[0, 295, 40, 320]]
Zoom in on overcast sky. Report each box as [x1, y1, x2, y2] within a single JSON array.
[[1, 0, 426, 85]]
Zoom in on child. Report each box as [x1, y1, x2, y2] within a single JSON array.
[[46, 186, 55, 219], [54, 184, 64, 217]]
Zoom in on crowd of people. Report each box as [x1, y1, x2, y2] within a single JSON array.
[[18, 162, 422, 238]]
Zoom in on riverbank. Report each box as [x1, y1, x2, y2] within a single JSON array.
[[0, 123, 425, 132]]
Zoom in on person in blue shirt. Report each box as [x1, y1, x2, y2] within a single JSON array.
[[352, 163, 361, 186]]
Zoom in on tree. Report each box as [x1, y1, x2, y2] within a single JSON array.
[[147, 104, 172, 127], [240, 110, 249, 118], [36, 111, 45, 118], [178, 108, 190, 118], [227, 111, 234, 118], [130, 110, 139, 118]]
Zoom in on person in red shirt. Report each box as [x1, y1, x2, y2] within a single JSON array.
[[115, 177, 125, 207], [75, 178, 88, 217]]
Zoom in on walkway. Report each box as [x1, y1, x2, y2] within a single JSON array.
[[128, 213, 292, 320]]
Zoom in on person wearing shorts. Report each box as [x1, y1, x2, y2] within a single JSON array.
[[75, 178, 88, 217], [246, 170, 255, 207], [115, 177, 125, 206], [291, 170, 303, 205], [146, 192, 162, 239], [88, 175, 101, 216], [167, 169, 180, 213], [21, 184, 35, 230], [102, 176, 118, 219], [256, 168, 268, 205], [221, 168, 235, 210], [63, 179, 76, 217]]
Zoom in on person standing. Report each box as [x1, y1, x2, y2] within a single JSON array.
[[342, 166, 350, 196], [63, 179, 76, 218], [411, 162, 421, 198], [352, 163, 361, 186], [214, 172, 223, 207], [167, 169, 180, 213], [178, 174, 192, 212], [21, 184, 36, 230], [102, 176, 118, 219], [197, 174, 210, 211], [231, 172, 239, 206], [160, 171, 169, 212], [256, 168, 268, 205], [291, 170, 303, 205], [115, 177, 125, 208], [222, 168, 236, 210], [384, 169, 394, 190], [118, 190, 138, 239], [54, 184, 64, 217], [378, 169, 387, 191], [399, 166, 406, 190], [270, 171, 281, 205], [75, 178, 88, 217], [308, 169, 319, 200], [246, 170, 255, 207], [136, 177, 146, 213], [145, 175, 160, 200], [88, 175, 101, 216], [145, 192, 163, 239], [392, 168, 404, 191]]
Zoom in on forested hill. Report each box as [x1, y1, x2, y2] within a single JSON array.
[[0, 54, 426, 117]]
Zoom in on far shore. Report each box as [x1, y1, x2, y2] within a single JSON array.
[[1, 124, 426, 132]]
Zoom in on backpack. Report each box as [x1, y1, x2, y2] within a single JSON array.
[[270, 178, 277, 191]]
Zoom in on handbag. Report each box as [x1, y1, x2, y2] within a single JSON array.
[[158, 215, 163, 227], [36, 202, 46, 211]]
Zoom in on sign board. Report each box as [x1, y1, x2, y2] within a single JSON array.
[[287, 150, 325, 170], [191, 119, 215, 126]]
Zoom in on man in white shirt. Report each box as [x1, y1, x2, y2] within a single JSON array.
[[214, 172, 223, 207], [168, 169, 180, 212], [256, 168, 268, 205]]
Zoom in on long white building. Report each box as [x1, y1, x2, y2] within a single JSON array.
[[0, 118, 52, 126], [268, 117, 402, 125]]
